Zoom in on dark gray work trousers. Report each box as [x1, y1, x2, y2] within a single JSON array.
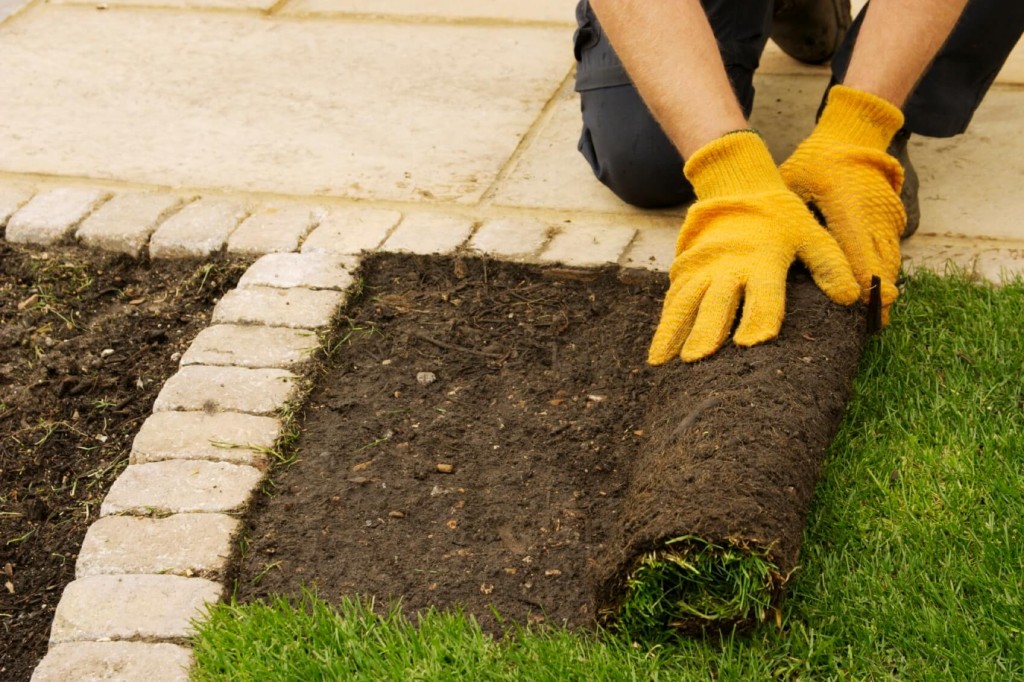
[[574, 0, 1024, 208]]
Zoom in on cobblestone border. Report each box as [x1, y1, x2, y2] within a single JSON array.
[[7, 181, 1024, 680]]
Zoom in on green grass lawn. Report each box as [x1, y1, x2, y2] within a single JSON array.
[[191, 271, 1024, 681]]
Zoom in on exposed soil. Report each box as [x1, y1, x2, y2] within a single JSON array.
[[0, 243, 246, 681], [235, 253, 865, 634]]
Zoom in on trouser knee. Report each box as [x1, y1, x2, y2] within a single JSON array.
[[572, 0, 771, 208], [577, 86, 692, 209]]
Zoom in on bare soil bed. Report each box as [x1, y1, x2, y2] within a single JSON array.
[[0, 243, 245, 681], [234, 253, 862, 633]]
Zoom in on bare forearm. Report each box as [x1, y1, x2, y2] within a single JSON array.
[[844, 0, 969, 107], [589, 0, 747, 159]]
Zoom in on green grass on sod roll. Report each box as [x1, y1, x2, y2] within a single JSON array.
[[611, 537, 785, 640]]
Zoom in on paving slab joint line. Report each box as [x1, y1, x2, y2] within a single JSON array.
[[477, 68, 577, 206]]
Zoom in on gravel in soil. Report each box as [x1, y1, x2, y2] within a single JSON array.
[[233, 253, 865, 635], [0, 243, 246, 681]]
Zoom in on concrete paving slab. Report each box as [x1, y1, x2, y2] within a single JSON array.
[[130, 411, 281, 466], [227, 203, 322, 256], [0, 182, 33, 228], [300, 207, 402, 255], [180, 324, 320, 369], [76, 514, 239, 578], [280, 0, 576, 24], [101, 460, 263, 515], [902, 235, 1024, 283], [5, 187, 110, 245], [383, 212, 475, 255], [32, 642, 192, 682], [153, 365, 298, 415], [0, 6, 570, 203], [540, 221, 636, 267], [212, 285, 344, 329], [0, 0, 30, 22], [77, 192, 183, 257], [149, 197, 249, 258], [49, 575, 222, 643], [238, 252, 357, 291], [468, 216, 551, 259], [619, 219, 680, 272], [54, 0, 274, 9], [488, 88, 674, 216]]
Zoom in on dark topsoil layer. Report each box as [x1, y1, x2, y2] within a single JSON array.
[[235, 253, 865, 633], [0, 243, 246, 681]]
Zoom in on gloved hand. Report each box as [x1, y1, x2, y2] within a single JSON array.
[[648, 131, 860, 365], [780, 84, 906, 325]]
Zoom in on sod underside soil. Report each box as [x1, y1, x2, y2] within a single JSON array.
[[0, 243, 245, 681], [234, 253, 864, 633]]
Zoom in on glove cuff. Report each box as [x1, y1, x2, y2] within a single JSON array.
[[683, 130, 786, 200], [816, 85, 905, 150]]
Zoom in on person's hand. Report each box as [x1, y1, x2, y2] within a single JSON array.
[[648, 131, 860, 365], [780, 85, 906, 325]]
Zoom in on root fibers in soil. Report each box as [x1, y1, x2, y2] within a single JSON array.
[[0, 244, 246, 681], [234, 253, 865, 637]]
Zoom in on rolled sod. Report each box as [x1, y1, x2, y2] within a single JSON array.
[[596, 271, 868, 637]]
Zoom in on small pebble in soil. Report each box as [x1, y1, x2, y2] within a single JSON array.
[[388, 511, 405, 519], [436, 463, 454, 474], [101, 348, 115, 358], [416, 371, 437, 386]]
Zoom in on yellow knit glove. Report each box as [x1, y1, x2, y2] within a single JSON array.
[[780, 85, 906, 325], [648, 131, 860, 365]]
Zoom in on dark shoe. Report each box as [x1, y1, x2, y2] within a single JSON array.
[[887, 129, 921, 238], [771, 0, 852, 65]]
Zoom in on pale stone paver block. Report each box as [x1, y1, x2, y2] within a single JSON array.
[[149, 197, 248, 258], [101, 461, 263, 516], [621, 222, 680, 272], [181, 324, 320, 369], [301, 208, 402, 255], [5, 187, 109, 245], [0, 0, 32, 22], [0, 183, 33, 227], [153, 365, 297, 416], [32, 642, 192, 682], [238, 252, 357, 291], [76, 192, 183, 257], [281, 0, 576, 24], [976, 248, 1024, 282], [0, 8, 569, 203], [77, 514, 239, 578], [227, 204, 322, 256], [383, 213, 475, 255], [468, 217, 551, 259], [130, 411, 280, 466], [540, 222, 637, 267], [490, 89, 687, 216], [901, 236, 1024, 283], [49, 575, 222, 644], [212, 286, 343, 329]]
